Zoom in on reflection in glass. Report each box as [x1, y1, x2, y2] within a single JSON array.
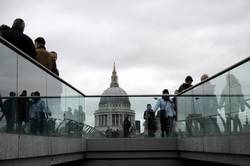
[[219, 74, 245, 134]]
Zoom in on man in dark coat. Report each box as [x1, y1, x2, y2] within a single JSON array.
[[17, 90, 29, 132], [144, 104, 157, 137], [123, 116, 131, 137], [3, 92, 17, 132], [2, 18, 36, 59]]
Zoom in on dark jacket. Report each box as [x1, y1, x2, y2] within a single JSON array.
[[2, 29, 36, 59], [178, 83, 192, 93]]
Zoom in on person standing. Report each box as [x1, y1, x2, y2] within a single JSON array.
[[154, 89, 176, 137], [29, 91, 49, 135], [2, 18, 36, 59], [3, 92, 17, 132], [34, 37, 53, 71], [144, 104, 157, 137], [123, 116, 131, 137], [17, 90, 29, 132]]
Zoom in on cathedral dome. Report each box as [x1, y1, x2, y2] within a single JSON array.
[[100, 87, 130, 105], [99, 64, 130, 106], [102, 87, 127, 96]]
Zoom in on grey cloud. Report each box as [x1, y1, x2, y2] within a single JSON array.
[[0, 0, 249, 95]]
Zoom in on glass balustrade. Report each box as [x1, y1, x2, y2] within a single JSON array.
[[0, 38, 86, 138], [177, 57, 250, 137], [1, 36, 249, 139]]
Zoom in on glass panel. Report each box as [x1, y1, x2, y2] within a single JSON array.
[[46, 75, 65, 136], [0, 43, 17, 97], [0, 43, 17, 133], [17, 55, 47, 135], [210, 71, 228, 136], [177, 71, 231, 137], [46, 75, 65, 117], [64, 86, 82, 137], [176, 59, 250, 137], [229, 62, 250, 134], [18, 55, 46, 96], [79, 96, 85, 124]]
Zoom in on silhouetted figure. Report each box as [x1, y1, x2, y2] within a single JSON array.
[[144, 104, 157, 137], [178, 75, 193, 93], [154, 89, 176, 137], [172, 90, 179, 120], [3, 92, 17, 132], [105, 126, 112, 138], [64, 107, 73, 120], [50, 51, 59, 76], [2, 18, 36, 59], [123, 116, 131, 137], [78, 105, 85, 123], [0, 24, 10, 36], [35, 37, 53, 71], [17, 90, 29, 132], [29, 91, 48, 135], [219, 74, 245, 133]]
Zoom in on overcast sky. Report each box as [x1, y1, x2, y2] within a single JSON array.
[[1, 0, 250, 95]]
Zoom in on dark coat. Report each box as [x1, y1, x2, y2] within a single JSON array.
[[178, 83, 192, 93], [2, 29, 36, 59], [144, 109, 157, 131]]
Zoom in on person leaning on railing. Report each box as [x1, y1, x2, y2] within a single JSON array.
[[34, 37, 54, 72], [2, 18, 36, 59]]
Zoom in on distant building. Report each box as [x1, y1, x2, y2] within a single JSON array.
[[94, 64, 135, 134]]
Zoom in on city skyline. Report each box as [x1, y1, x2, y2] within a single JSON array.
[[1, 0, 250, 95]]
